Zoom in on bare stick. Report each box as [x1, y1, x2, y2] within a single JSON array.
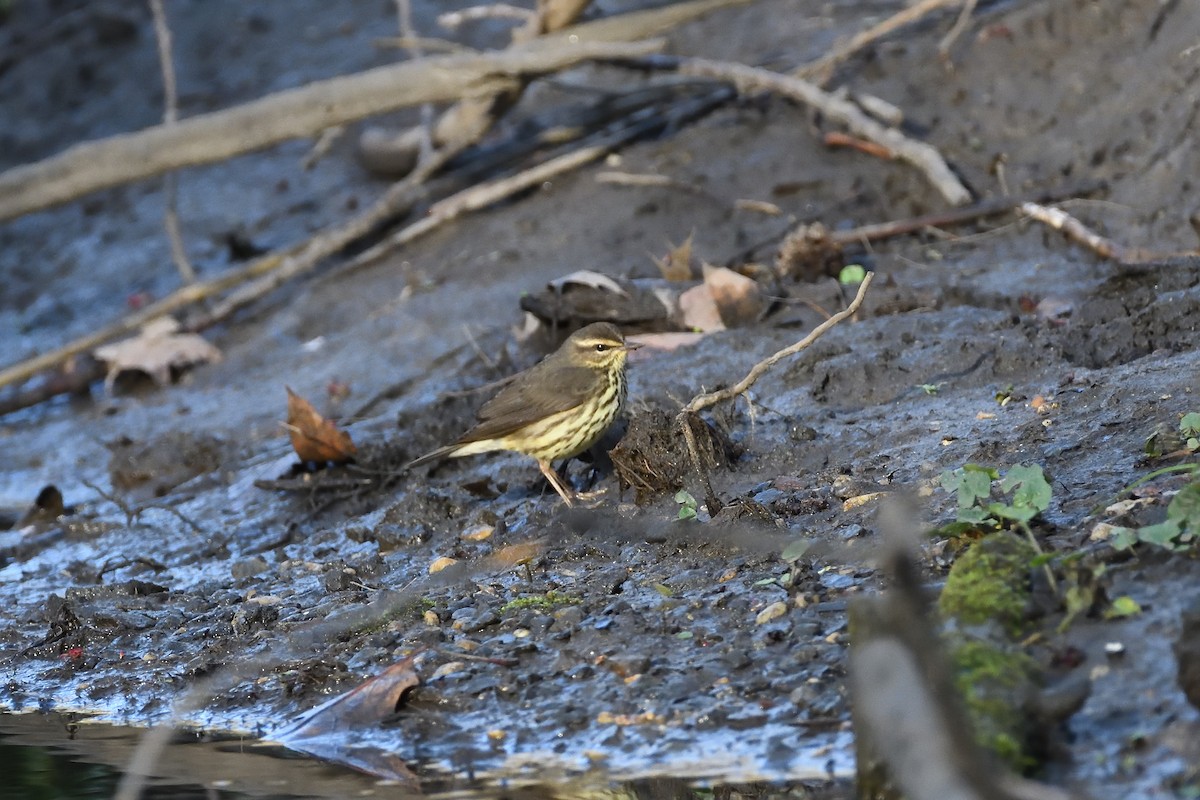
[[1018, 202, 1176, 263], [1020, 202, 1126, 260], [0, 38, 664, 222], [797, 0, 963, 84], [395, 0, 434, 158], [684, 272, 874, 414], [676, 58, 971, 206], [938, 0, 978, 57], [193, 138, 471, 329], [149, 0, 196, 284], [344, 139, 618, 273], [832, 182, 1105, 244]]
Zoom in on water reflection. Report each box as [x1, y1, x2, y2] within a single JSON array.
[[0, 712, 851, 800]]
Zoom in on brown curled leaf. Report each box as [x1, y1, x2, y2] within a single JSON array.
[[285, 387, 357, 464]]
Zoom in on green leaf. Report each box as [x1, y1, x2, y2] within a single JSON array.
[[675, 490, 696, 507], [987, 502, 1038, 523], [957, 467, 995, 507], [1000, 464, 1052, 512], [753, 577, 778, 587], [675, 630, 694, 640], [838, 264, 867, 285], [677, 505, 697, 521], [652, 583, 674, 597], [956, 506, 994, 525], [1105, 595, 1142, 619], [1110, 527, 1138, 551], [1181, 412, 1200, 437], [781, 539, 810, 562], [1137, 519, 1182, 547], [919, 383, 940, 396], [1166, 483, 1200, 527]]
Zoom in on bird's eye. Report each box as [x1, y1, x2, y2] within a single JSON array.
[[594, 343, 608, 352]]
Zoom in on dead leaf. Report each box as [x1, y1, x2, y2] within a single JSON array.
[[703, 263, 764, 327], [274, 656, 420, 786], [285, 387, 357, 464], [651, 232, 696, 281], [678, 284, 725, 332], [548, 270, 628, 297], [94, 316, 222, 391]]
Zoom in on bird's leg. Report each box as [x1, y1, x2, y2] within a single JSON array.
[[538, 459, 575, 506]]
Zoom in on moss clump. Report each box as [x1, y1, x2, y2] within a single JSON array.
[[938, 532, 1035, 636], [938, 533, 1044, 772], [948, 638, 1040, 772], [499, 591, 580, 614]]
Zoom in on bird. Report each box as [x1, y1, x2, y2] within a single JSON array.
[[406, 322, 640, 506]]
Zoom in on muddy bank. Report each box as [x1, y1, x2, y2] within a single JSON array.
[[2, 1, 1200, 798]]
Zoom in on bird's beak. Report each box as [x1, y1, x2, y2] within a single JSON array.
[[623, 339, 643, 352]]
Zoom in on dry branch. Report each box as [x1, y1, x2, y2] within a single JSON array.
[[1019, 202, 1157, 262], [684, 272, 874, 415], [675, 57, 972, 206], [149, 0, 196, 284], [0, 39, 662, 221], [797, 0, 964, 84]]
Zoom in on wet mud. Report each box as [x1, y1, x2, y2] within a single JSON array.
[[2, 0, 1199, 797]]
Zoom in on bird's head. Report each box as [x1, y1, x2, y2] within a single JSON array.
[[565, 322, 640, 369]]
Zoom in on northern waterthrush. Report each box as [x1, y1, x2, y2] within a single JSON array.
[[407, 322, 640, 506]]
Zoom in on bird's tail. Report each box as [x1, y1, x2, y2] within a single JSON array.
[[406, 438, 501, 470], [405, 444, 459, 471]]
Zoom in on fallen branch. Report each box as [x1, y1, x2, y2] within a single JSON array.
[[0, 38, 664, 221], [675, 273, 872, 510], [1018, 201, 1175, 263], [359, 0, 752, 177], [684, 272, 874, 415], [670, 57, 972, 206], [0, 84, 729, 409], [341, 89, 727, 275], [768, 182, 1108, 277]]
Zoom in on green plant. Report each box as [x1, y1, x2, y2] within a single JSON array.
[[1110, 482, 1200, 552], [1183, 412, 1200, 452], [675, 490, 698, 521], [1106, 412, 1200, 552], [838, 264, 867, 285], [939, 464, 1052, 532], [939, 464, 1054, 589]]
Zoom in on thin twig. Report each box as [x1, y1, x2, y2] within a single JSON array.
[[1019, 202, 1133, 261], [149, 0, 196, 284], [395, 0, 434, 159], [938, 0, 978, 57], [674, 57, 971, 206], [797, 0, 964, 84], [684, 272, 874, 414]]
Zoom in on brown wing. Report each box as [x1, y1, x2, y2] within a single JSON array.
[[458, 362, 596, 443]]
